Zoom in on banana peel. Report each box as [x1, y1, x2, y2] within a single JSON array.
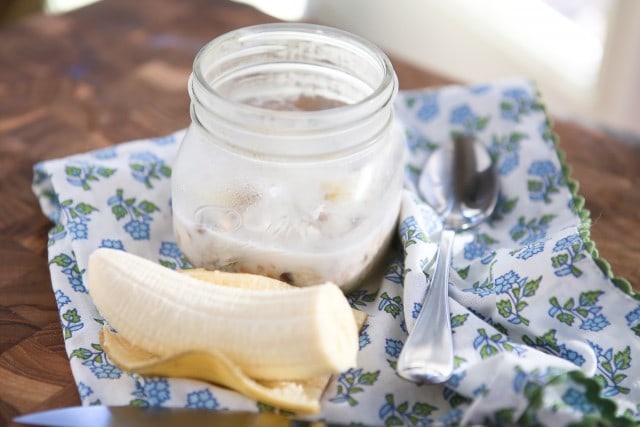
[[100, 328, 329, 413], [99, 267, 367, 414]]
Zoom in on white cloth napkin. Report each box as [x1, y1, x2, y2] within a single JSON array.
[[33, 78, 640, 426]]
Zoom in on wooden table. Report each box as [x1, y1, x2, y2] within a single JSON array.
[[1, 0, 638, 424]]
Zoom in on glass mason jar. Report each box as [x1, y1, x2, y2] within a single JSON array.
[[171, 23, 405, 291]]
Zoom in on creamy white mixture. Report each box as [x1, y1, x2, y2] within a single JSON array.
[[173, 185, 400, 289]]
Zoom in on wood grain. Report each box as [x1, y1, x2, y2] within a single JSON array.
[[0, 0, 638, 424]]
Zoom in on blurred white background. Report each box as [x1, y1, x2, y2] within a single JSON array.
[[40, 0, 640, 142], [236, 0, 640, 142]]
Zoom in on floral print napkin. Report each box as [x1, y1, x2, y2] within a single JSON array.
[[32, 78, 640, 426]]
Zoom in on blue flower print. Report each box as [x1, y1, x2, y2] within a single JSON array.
[[562, 388, 596, 414], [159, 241, 191, 270], [512, 366, 564, 417], [473, 328, 526, 359], [464, 240, 485, 260], [509, 215, 554, 245], [548, 290, 609, 331], [416, 92, 439, 122], [347, 288, 377, 309], [489, 194, 518, 224], [68, 272, 85, 291], [378, 393, 437, 427], [554, 234, 582, 251], [522, 330, 586, 367], [54, 289, 71, 309], [463, 232, 497, 264], [539, 120, 555, 147], [131, 378, 171, 407], [385, 338, 403, 358], [48, 223, 66, 247], [450, 105, 473, 125], [124, 220, 150, 240], [33, 165, 50, 185], [560, 347, 586, 367], [68, 220, 89, 239], [61, 307, 84, 340], [500, 152, 519, 175], [64, 160, 116, 190], [152, 134, 177, 146], [92, 147, 117, 159], [448, 372, 465, 390], [100, 239, 125, 250], [383, 260, 404, 285], [469, 84, 491, 94], [50, 252, 86, 293], [383, 338, 404, 370], [159, 240, 181, 259], [412, 302, 422, 319], [626, 306, 640, 336], [444, 358, 467, 391], [78, 382, 94, 400], [359, 324, 371, 350], [529, 159, 556, 177], [449, 104, 489, 133], [399, 216, 426, 249], [451, 313, 470, 331], [404, 164, 421, 188], [185, 389, 221, 409], [399, 320, 408, 335], [488, 132, 525, 176], [404, 126, 437, 155], [329, 368, 380, 407], [551, 234, 586, 277], [71, 344, 122, 380], [57, 199, 99, 241], [129, 151, 171, 189], [588, 341, 631, 397], [518, 366, 565, 392], [108, 189, 160, 241], [500, 87, 540, 122], [514, 240, 545, 260], [90, 361, 120, 379], [494, 272, 540, 326], [581, 314, 610, 331], [462, 276, 494, 298], [378, 292, 402, 318], [527, 160, 564, 203], [438, 408, 464, 426], [494, 271, 520, 294]]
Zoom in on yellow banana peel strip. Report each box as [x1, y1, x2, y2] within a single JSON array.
[[100, 328, 327, 414]]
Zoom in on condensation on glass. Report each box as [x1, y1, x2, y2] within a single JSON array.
[[171, 23, 405, 291]]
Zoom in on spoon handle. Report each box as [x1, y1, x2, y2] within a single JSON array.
[[397, 228, 455, 384]]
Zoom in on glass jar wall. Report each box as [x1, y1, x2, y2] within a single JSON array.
[[171, 23, 405, 291]]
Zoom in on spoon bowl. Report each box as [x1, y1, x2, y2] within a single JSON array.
[[397, 134, 499, 384]]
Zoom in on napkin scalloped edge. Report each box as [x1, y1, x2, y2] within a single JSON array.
[[543, 93, 637, 301], [530, 82, 639, 427]]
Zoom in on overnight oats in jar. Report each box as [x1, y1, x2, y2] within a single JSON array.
[[171, 23, 405, 291]]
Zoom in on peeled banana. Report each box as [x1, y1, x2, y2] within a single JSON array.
[[87, 248, 359, 381], [180, 268, 293, 291], [181, 268, 369, 327]]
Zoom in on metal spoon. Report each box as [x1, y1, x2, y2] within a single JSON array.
[[397, 133, 499, 384]]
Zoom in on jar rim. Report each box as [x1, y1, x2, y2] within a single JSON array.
[[190, 23, 397, 125]]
